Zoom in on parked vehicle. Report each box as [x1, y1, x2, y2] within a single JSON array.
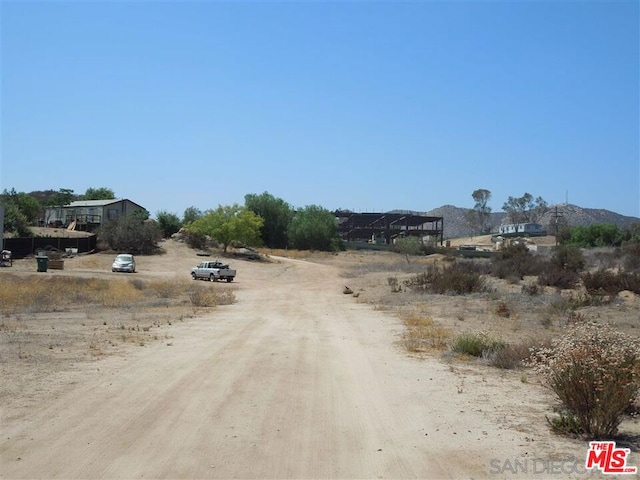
[[112, 254, 136, 273], [1, 250, 12, 267], [191, 260, 236, 282]]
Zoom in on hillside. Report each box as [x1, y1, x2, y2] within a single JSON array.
[[424, 204, 639, 239]]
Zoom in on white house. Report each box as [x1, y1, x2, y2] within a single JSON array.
[[498, 222, 545, 236]]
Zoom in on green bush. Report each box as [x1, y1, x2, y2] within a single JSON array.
[[550, 245, 585, 272], [156, 211, 182, 238], [393, 236, 423, 256], [451, 331, 505, 357], [566, 224, 622, 248], [182, 230, 209, 250], [529, 322, 640, 438], [547, 412, 584, 436], [98, 216, 162, 254]]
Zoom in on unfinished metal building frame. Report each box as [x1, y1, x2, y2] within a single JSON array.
[[335, 211, 444, 245]]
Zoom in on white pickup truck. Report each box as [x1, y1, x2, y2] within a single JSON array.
[[191, 261, 236, 282]]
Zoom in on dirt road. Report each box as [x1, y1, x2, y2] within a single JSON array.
[[1, 251, 586, 479]]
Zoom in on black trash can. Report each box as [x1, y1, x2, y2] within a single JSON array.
[[36, 255, 49, 272]]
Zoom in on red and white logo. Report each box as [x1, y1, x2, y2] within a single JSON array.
[[585, 441, 637, 474]]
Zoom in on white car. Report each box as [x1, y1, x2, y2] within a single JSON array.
[[112, 254, 136, 273]]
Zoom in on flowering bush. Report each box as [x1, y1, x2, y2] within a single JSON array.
[[529, 322, 640, 438]]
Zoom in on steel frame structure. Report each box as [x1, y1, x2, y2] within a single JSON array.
[[335, 211, 444, 245]]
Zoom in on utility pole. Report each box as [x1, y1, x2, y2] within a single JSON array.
[[552, 205, 563, 246]]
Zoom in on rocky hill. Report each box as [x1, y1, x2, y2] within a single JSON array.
[[424, 204, 639, 239]]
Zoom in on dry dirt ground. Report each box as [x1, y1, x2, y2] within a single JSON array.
[[1, 239, 640, 479]]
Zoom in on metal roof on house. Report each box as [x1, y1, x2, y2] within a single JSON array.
[[64, 199, 145, 210], [65, 199, 122, 207]]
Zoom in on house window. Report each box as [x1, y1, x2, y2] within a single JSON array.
[[107, 209, 119, 221]]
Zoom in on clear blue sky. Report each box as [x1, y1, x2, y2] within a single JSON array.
[[2, 0, 639, 218]]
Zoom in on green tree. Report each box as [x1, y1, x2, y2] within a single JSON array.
[[156, 211, 182, 238], [44, 188, 75, 224], [567, 224, 622, 248], [98, 215, 161, 254], [131, 209, 150, 221], [502, 193, 548, 227], [244, 192, 294, 249], [182, 206, 203, 225], [288, 205, 342, 251], [466, 189, 492, 234], [393, 236, 422, 263], [620, 223, 640, 246], [186, 204, 263, 252], [82, 187, 115, 200], [0, 202, 31, 236], [1, 189, 42, 224]]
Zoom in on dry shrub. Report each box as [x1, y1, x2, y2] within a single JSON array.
[[549, 293, 610, 315], [495, 300, 511, 318], [622, 242, 640, 272], [486, 339, 545, 369], [529, 322, 640, 438], [538, 267, 580, 289], [582, 269, 640, 296], [491, 244, 546, 279], [189, 287, 236, 307], [402, 314, 451, 352], [97, 280, 143, 307], [405, 263, 490, 295], [521, 281, 540, 296], [147, 279, 187, 298], [387, 276, 401, 293]]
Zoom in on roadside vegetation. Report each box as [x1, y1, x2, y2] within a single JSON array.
[[0, 273, 235, 361], [343, 222, 640, 440], [0, 274, 235, 314]]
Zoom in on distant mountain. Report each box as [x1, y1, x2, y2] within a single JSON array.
[[423, 204, 640, 239]]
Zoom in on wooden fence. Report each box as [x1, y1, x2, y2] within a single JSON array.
[[1, 235, 97, 259]]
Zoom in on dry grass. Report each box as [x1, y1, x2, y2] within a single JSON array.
[[0, 275, 188, 313], [189, 287, 236, 307], [0, 274, 241, 314], [0, 272, 236, 370], [401, 313, 452, 353]]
